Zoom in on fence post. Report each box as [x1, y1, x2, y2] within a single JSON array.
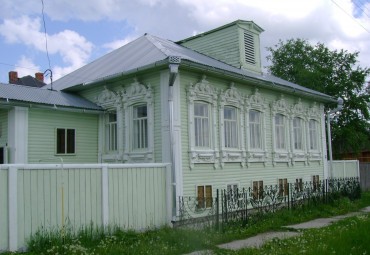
[[216, 189, 219, 231], [287, 183, 290, 211], [8, 166, 18, 252], [101, 165, 109, 229]]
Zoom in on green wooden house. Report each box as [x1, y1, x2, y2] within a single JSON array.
[[0, 20, 338, 202]]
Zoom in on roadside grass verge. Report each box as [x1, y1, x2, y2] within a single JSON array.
[[216, 212, 370, 255], [4, 191, 370, 255]]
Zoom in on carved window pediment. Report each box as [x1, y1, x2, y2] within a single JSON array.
[[96, 86, 121, 110]]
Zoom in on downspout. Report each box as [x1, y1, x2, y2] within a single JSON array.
[[168, 56, 181, 221], [327, 97, 343, 178]]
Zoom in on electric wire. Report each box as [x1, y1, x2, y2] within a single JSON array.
[[41, 0, 51, 71], [330, 0, 370, 34], [351, 0, 370, 19]]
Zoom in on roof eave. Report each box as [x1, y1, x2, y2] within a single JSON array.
[[179, 59, 336, 103], [0, 99, 103, 114]]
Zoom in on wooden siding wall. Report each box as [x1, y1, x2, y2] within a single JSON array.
[[27, 109, 99, 163], [77, 72, 163, 163], [0, 163, 170, 252], [181, 25, 240, 69], [0, 109, 8, 148], [179, 70, 326, 197]]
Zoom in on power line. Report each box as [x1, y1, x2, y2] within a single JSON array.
[[330, 0, 370, 34], [351, 0, 370, 19], [41, 0, 51, 70]]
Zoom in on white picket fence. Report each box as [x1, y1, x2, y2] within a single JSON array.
[[331, 160, 360, 178], [0, 163, 172, 252]]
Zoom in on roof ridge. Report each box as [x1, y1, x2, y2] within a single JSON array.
[[145, 34, 173, 57]]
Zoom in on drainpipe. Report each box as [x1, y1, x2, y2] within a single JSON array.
[[168, 56, 181, 221], [327, 97, 343, 178]]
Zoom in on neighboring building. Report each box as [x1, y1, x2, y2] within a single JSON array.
[[0, 20, 338, 201], [8, 71, 46, 88]]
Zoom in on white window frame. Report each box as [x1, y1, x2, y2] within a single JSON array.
[[245, 89, 268, 166], [96, 87, 124, 162], [123, 79, 154, 163], [306, 102, 322, 163], [219, 83, 245, 167], [104, 112, 118, 153], [188, 75, 219, 169], [194, 102, 210, 148], [132, 104, 148, 150], [271, 95, 291, 166], [290, 99, 308, 165]]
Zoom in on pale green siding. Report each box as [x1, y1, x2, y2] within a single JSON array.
[[108, 166, 167, 229], [179, 70, 326, 197], [0, 168, 8, 251], [181, 25, 241, 69], [0, 109, 8, 148], [28, 109, 99, 163], [77, 72, 164, 163]]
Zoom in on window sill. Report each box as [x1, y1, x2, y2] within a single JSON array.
[[189, 149, 219, 169], [220, 149, 246, 167], [124, 151, 153, 163]]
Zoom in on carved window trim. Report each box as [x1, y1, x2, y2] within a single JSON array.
[[271, 95, 291, 166], [245, 89, 268, 166], [96, 87, 123, 162], [306, 102, 322, 163], [188, 75, 219, 169], [122, 79, 154, 163], [290, 99, 308, 165], [219, 83, 245, 167]]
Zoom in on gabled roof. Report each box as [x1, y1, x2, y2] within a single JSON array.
[[49, 33, 335, 102], [177, 19, 264, 44], [0, 83, 101, 110]]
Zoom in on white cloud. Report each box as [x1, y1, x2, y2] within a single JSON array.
[[0, 16, 94, 80], [102, 35, 139, 51], [1, 0, 369, 83], [15, 56, 41, 77]]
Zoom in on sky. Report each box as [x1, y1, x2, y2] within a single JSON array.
[[0, 0, 369, 85]]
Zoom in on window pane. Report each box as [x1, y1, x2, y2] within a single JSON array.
[[249, 110, 261, 149], [224, 107, 237, 148], [67, 129, 75, 154], [309, 120, 318, 150], [57, 128, 65, 154], [205, 185, 212, 208], [133, 105, 148, 149], [194, 102, 209, 147], [197, 186, 205, 209], [293, 118, 302, 150], [275, 114, 285, 149], [106, 113, 118, 152]]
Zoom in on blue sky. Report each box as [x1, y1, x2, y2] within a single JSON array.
[[0, 0, 369, 85]]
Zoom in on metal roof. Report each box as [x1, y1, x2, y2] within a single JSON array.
[[48, 33, 333, 102], [0, 83, 101, 110]]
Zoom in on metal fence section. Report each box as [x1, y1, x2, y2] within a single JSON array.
[[175, 177, 361, 231]]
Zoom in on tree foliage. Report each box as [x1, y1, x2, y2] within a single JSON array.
[[267, 38, 370, 157]]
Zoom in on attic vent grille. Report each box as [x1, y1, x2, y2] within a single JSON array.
[[244, 32, 256, 65]]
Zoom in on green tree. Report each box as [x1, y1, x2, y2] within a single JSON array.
[[266, 38, 370, 157]]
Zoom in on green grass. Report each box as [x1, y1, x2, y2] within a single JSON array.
[[5, 191, 370, 255], [218, 213, 370, 255]]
